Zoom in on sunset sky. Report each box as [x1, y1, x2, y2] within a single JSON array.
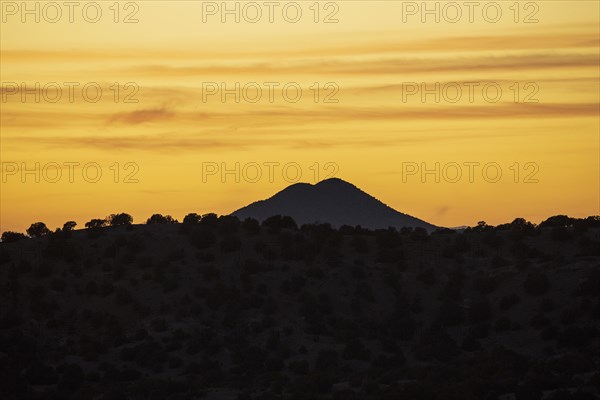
[[1, 0, 599, 232]]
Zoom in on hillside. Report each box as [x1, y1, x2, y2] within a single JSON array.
[[0, 216, 599, 400], [232, 178, 436, 232]]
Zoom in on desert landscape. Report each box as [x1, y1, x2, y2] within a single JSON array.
[[1, 1, 599, 399], [1, 180, 599, 400]]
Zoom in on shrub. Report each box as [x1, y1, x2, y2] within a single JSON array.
[[242, 218, 260, 235], [416, 268, 436, 285], [316, 349, 339, 370], [183, 213, 202, 225], [98, 281, 115, 297], [85, 218, 107, 229], [437, 301, 465, 326], [343, 338, 370, 361], [50, 278, 67, 292], [494, 317, 512, 332], [524, 271, 550, 296], [147, 214, 177, 224], [151, 318, 168, 332], [57, 363, 84, 391], [500, 293, 521, 310], [351, 236, 369, 253], [1, 231, 27, 243], [220, 235, 241, 252], [108, 213, 133, 226], [26, 222, 51, 238], [288, 359, 309, 375], [461, 335, 482, 352], [411, 227, 429, 241], [63, 221, 77, 231], [190, 229, 216, 249], [25, 363, 58, 385], [263, 215, 297, 233], [469, 298, 492, 323]]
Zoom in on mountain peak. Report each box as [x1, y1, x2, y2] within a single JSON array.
[[316, 177, 352, 186], [232, 179, 436, 231]]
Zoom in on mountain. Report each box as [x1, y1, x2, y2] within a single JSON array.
[[231, 178, 436, 231]]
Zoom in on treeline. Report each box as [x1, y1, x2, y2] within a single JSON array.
[[1, 213, 599, 244]]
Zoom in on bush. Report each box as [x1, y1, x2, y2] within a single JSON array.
[[524, 271, 550, 296], [499, 293, 521, 310], [108, 213, 133, 226], [63, 221, 77, 231], [57, 363, 84, 391], [116, 287, 133, 305], [514, 382, 543, 400], [263, 215, 297, 233], [85, 218, 107, 229], [183, 213, 202, 225], [147, 214, 177, 224], [436, 301, 465, 326], [288, 359, 309, 375], [50, 278, 67, 292], [26, 222, 51, 238], [25, 363, 58, 385], [1, 231, 27, 243], [220, 235, 241, 252], [494, 317, 512, 332], [316, 349, 339, 370], [469, 298, 492, 323], [242, 218, 260, 235], [416, 268, 436, 285], [351, 236, 369, 253], [151, 321, 171, 336], [190, 229, 216, 249], [343, 338, 370, 361]]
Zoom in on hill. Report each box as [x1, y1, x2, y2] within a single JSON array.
[[232, 178, 436, 231]]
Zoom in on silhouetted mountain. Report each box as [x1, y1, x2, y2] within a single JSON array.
[[232, 178, 436, 231]]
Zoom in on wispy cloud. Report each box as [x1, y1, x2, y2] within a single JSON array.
[[108, 108, 175, 125]]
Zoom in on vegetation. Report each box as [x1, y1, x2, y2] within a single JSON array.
[[0, 213, 599, 399]]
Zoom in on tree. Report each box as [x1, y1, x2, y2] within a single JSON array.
[[242, 218, 260, 235], [183, 213, 202, 225], [263, 215, 297, 232], [1, 231, 27, 243], [146, 214, 177, 224], [524, 271, 550, 296], [200, 213, 218, 228], [85, 219, 107, 229], [108, 213, 133, 226], [63, 221, 77, 231], [510, 218, 536, 233], [26, 222, 51, 238], [539, 215, 575, 228]]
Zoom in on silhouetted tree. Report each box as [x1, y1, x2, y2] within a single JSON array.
[[183, 213, 202, 225], [26, 222, 51, 238], [146, 214, 177, 224], [108, 213, 133, 226], [524, 271, 550, 296], [510, 218, 536, 233], [263, 215, 297, 233], [411, 227, 429, 241], [62, 221, 77, 231], [200, 213, 218, 228], [1, 231, 27, 243], [242, 218, 260, 235], [476, 220, 491, 231], [539, 215, 575, 228], [217, 215, 240, 234], [85, 219, 107, 229]]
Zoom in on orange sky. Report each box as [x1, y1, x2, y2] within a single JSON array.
[[1, 0, 599, 232]]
